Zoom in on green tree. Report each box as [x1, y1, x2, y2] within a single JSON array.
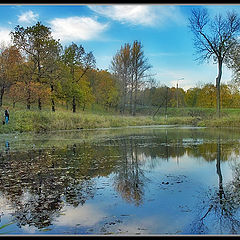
[[220, 84, 233, 108], [185, 87, 201, 107], [93, 70, 119, 110], [197, 84, 216, 108], [62, 42, 96, 113], [228, 82, 240, 108]]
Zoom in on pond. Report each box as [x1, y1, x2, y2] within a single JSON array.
[[0, 126, 240, 235]]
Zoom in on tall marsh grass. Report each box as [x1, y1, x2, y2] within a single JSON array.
[[1, 107, 240, 134], [0, 110, 166, 133]]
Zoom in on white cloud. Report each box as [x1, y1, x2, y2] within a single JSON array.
[[0, 28, 12, 46], [88, 5, 186, 27], [49, 16, 108, 42], [18, 10, 39, 24]]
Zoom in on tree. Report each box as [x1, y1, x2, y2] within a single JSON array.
[[42, 44, 63, 112], [189, 8, 240, 117], [152, 86, 169, 118], [92, 70, 119, 110], [15, 61, 38, 109], [0, 45, 23, 107], [198, 84, 216, 108], [111, 43, 131, 114], [110, 41, 151, 115], [220, 84, 233, 108], [131, 40, 151, 116], [62, 42, 96, 113], [228, 82, 240, 108], [185, 87, 201, 107], [10, 22, 62, 110]]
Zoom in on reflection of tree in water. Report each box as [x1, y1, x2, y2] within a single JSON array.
[[2, 128, 240, 232], [112, 137, 150, 206], [0, 144, 107, 230], [188, 137, 240, 234]]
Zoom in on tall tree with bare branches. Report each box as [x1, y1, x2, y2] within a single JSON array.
[[111, 43, 131, 114], [111, 41, 151, 115], [189, 8, 240, 117], [131, 40, 151, 116]]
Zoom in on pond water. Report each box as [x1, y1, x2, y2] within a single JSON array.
[[1, 126, 240, 235]]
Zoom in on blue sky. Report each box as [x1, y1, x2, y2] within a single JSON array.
[[0, 4, 240, 90]]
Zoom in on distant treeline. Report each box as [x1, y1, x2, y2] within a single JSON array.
[[139, 83, 240, 109]]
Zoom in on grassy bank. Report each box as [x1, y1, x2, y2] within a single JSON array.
[[0, 109, 199, 134], [1, 107, 240, 134]]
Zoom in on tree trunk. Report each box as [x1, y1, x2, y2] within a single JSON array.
[[121, 84, 127, 115], [27, 87, 31, 110], [216, 136, 224, 204], [82, 102, 86, 111], [72, 96, 76, 113], [38, 97, 42, 110], [133, 87, 137, 116], [51, 85, 55, 112], [130, 76, 134, 115], [0, 87, 4, 107], [51, 99, 55, 112], [130, 87, 133, 115], [216, 59, 223, 118], [165, 87, 168, 119]]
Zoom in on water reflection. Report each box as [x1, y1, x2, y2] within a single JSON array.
[[5, 141, 9, 154], [0, 127, 240, 234], [188, 135, 240, 234], [113, 137, 148, 206]]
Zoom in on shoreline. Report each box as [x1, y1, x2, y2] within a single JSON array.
[[1, 109, 240, 134]]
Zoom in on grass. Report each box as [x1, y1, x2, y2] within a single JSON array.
[[0, 108, 199, 134], [2, 101, 240, 134]]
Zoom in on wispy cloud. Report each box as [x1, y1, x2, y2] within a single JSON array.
[[18, 10, 39, 24], [0, 28, 11, 45], [49, 16, 108, 43], [88, 5, 186, 27]]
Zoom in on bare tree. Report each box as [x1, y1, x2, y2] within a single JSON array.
[[111, 43, 131, 114], [189, 8, 240, 117], [131, 40, 151, 116], [111, 41, 151, 115]]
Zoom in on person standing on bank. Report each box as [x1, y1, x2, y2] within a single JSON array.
[[4, 108, 9, 124]]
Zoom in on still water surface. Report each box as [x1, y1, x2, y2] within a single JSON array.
[[0, 126, 240, 235]]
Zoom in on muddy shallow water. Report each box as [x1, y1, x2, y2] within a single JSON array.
[[0, 126, 240, 235]]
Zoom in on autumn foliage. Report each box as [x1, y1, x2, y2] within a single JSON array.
[[0, 21, 240, 115]]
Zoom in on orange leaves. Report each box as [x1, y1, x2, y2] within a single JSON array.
[[9, 81, 51, 105]]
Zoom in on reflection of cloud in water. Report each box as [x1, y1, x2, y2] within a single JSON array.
[[106, 215, 190, 235], [21, 225, 37, 234], [54, 204, 106, 227], [0, 195, 13, 214]]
